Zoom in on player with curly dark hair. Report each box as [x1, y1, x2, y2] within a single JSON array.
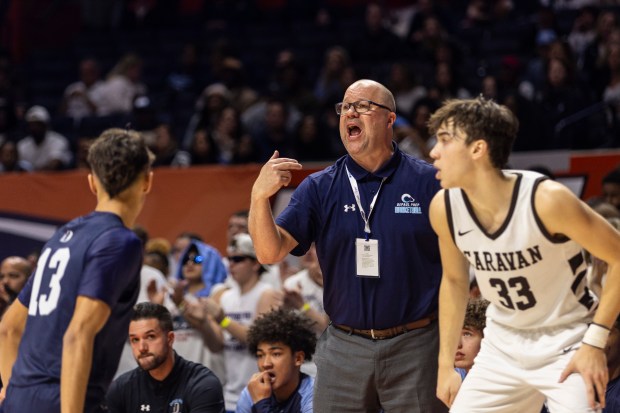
[[236, 308, 317, 413]]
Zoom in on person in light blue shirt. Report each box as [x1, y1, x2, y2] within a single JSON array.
[[236, 308, 316, 413]]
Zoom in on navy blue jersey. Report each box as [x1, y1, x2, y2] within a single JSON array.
[[9, 211, 141, 408], [276, 145, 442, 329]]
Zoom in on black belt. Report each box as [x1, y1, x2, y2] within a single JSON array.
[[333, 313, 437, 340]]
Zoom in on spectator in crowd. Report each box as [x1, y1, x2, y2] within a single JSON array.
[[602, 166, 620, 209], [97, 53, 147, 116], [281, 243, 328, 378], [150, 123, 190, 168], [106, 302, 225, 413], [17, 106, 73, 171], [0, 256, 32, 318], [217, 57, 259, 115], [188, 128, 220, 165], [0, 140, 30, 172], [210, 106, 248, 164], [59, 58, 105, 119], [250, 98, 295, 162], [293, 113, 335, 162], [173, 238, 227, 298], [314, 46, 351, 105], [282, 243, 328, 336], [387, 62, 427, 117], [185, 83, 231, 148], [454, 298, 489, 380], [348, 2, 405, 63], [189, 233, 279, 413], [236, 308, 316, 413]]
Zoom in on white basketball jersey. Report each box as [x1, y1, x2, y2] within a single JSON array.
[[219, 281, 273, 411], [446, 171, 597, 329]]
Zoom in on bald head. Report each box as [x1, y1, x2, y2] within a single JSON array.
[[0, 256, 33, 299], [346, 79, 396, 112]]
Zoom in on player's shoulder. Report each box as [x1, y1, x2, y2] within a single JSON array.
[[430, 188, 448, 211]]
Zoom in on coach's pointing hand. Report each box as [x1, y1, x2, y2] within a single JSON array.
[[252, 151, 302, 200]]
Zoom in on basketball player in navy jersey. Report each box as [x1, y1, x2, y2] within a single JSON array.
[[0, 128, 154, 413], [428, 97, 620, 412]]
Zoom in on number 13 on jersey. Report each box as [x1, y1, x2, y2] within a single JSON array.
[[28, 247, 70, 316]]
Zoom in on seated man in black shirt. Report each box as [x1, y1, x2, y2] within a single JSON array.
[[106, 302, 224, 413]]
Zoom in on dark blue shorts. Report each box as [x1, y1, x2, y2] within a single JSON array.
[[0, 384, 106, 413], [1, 383, 59, 413]]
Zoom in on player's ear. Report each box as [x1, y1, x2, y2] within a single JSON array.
[[143, 171, 153, 194], [168, 330, 175, 346], [87, 174, 98, 196], [294, 350, 305, 367], [471, 139, 487, 159]]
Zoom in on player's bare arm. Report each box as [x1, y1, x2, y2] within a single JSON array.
[[0, 300, 28, 402], [536, 179, 620, 409], [61, 296, 111, 413], [430, 190, 473, 407], [249, 150, 301, 264]]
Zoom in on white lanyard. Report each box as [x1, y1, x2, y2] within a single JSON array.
[[345, 166, 386, 239]]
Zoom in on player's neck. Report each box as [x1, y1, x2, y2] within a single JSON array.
[[462, 169, 515, 208], [461, 171, 517, 233], [95, 196, 143, 228]]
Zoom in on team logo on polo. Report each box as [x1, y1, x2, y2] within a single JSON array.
[[395, 194, 422, 214], [169, 398, 184, 413]]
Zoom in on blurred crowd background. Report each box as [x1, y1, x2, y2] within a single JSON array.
[[0, 0, 620, 173]]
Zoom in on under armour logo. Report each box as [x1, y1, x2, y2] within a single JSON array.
[[141, 405, 151, 412], [344, 204, 356, 212]]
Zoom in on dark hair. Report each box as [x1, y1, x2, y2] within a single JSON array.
[[231, 209, 249, 219], [248, 308, 317, 361], [132, 225, 149, 247], [463, 298, 489, 334], [602, 167, 620, 185], [427, 96, 519, 168], [132, 302, 173, 333], [87, 128, 154, 198], [177, 231, 204, 242]]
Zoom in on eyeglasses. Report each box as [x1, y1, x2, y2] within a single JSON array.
[[335, 100, 393, 116], [183, 255, 204, 265], [228, 255, 252, 263]]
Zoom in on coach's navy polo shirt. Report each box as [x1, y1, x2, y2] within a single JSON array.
[[276, 144, 442, 329]]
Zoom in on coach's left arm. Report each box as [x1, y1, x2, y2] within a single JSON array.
[[61, 296, 111, 413]]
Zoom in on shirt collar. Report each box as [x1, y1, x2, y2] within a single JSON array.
[[344, 142, 401, 180]]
